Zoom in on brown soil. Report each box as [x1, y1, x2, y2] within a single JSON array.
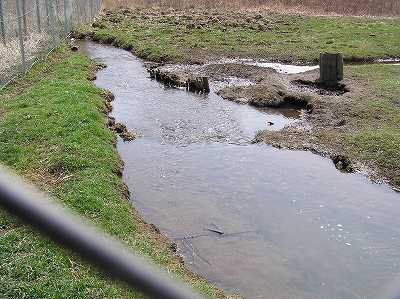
[[112, 123, 137, 142], [217, 84, 313, 109], [102, 89, 115, 102], [150, 66, 210, 93]]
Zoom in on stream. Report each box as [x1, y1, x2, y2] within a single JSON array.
[[80, 41, 400, 299]]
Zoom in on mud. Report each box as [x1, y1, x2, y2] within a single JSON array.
[[149, 67, 210, 93], [217, 84, 313, 109], [111, 122, 137, 142], [148, 62, 315, 109], [102, 89, 115, 102], [331, 155, 355, 173], [292, 79, 350, 96]]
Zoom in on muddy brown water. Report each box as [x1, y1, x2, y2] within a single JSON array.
[[80, 41, 400, 299]]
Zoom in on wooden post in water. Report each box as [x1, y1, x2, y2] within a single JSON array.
[[319, 53, 343, 87]]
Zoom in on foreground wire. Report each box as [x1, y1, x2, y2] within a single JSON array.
[[0, 167, 202, 299]]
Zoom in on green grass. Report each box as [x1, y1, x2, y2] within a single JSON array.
[[74, 8, 400, 63], [0, 47, 221, 298], [344, 64, 400, 186]]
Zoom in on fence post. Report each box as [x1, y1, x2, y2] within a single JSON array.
[[90, 0, 94, 19], [44, 0, 50, 27], [48, 0, 57, 47], [21, 0, 27, 37], [15, 0, 26, 73], [63, 0, 68, 36], [0, 0, 6, 46], [319, 53, 344, 87], [74, 0, 80, 26], [35, 0, 41, 33]]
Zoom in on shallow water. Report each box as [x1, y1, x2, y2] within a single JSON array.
[[81, 41, 400, 299]]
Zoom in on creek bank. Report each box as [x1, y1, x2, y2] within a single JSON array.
[[79, 45, 230, 298], [82, 41, 400, 299], [253, 64, 400, 190], [77, 34, 399, 189], [0, 46, 226, 298]]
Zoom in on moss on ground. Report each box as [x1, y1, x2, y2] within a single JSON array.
[[0, 46, 222, 298]]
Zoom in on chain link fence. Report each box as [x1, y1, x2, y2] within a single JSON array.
[[0, 0, 102, 88]]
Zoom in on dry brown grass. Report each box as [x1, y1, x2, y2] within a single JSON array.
[[102, 0, 400, 17]]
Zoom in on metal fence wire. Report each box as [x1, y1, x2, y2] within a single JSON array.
[[0, 0, 102, 88], [0, 167, 202, 299]]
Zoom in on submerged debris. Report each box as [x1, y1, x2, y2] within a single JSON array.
[[206, 228, 224, 235]]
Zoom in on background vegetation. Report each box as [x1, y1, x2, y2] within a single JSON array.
[[103, 0, 400, 17]]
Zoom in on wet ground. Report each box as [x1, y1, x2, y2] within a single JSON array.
[[80, 41, 400, 299]]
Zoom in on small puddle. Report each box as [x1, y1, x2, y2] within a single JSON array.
[[216, 58, 320, 74], [80, 41, 400, 299]]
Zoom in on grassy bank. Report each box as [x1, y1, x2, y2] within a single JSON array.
[[344, 64, 400, 187], [315, 64, 400, 188], [75, 8, 400, 63], [0, 47, 222, 298]]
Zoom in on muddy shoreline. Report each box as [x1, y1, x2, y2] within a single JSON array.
[[141, 57, 399, 190]]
